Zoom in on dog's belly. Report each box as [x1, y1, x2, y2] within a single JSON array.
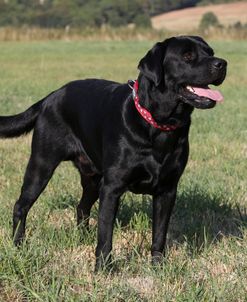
[[128, 181, 155, 195]]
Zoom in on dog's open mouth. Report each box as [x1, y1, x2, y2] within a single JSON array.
[[180, 85, 224, 109], [186, 85, 224, 102]]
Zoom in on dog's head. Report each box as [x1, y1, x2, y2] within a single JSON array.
[[138, 36, 227, 110]]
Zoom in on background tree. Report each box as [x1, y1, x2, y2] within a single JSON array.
[[0, 0, 239, 28], [199, 11, 220, 30]]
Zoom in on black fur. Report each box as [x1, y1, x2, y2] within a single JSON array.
[[0, 36, 227, 270]]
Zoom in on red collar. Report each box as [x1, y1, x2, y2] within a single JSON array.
[[129, 80, 178, 131]]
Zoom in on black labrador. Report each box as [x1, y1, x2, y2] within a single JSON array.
[[0, 36, 227, 270]]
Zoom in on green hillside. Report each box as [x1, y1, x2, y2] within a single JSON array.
[[0, 0, 243, 28]]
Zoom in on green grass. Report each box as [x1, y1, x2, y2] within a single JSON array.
[[0, 40, 246, 301]]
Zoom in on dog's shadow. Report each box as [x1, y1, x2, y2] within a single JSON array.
[[47, 188, 246, 250], [116, 189, 246, 249]]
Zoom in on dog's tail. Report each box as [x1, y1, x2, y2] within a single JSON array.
[[0, 98, 45, 138]]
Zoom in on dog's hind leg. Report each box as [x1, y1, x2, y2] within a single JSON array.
[[73, 157, 101, 230], [77, 176, 100, 230], [13, 146, 61, 246]]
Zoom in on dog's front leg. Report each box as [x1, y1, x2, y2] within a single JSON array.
[[95, 178, 123, 271], [151, 187, 177, 264]]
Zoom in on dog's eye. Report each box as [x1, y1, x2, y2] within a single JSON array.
[[183, 52, 194, 62]]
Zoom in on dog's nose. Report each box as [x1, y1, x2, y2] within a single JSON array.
[[212, 59, 227, 70]]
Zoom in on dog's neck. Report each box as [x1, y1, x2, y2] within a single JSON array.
[[137, 75, 193, 127]]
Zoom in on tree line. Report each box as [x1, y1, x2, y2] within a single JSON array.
[[0, 0, 239, 28]]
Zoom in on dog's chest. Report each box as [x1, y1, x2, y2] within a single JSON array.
[[128, 133, 189, 195]]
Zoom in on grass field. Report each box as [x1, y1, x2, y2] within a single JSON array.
[[0, 39, 246, 301]]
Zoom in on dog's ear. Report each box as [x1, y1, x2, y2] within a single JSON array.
[[138, 41, 167, 87]]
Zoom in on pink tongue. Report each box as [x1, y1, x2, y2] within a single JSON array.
[[190, 86, 224, 102]]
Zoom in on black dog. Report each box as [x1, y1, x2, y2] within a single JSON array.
[[0, 36, 227, 270]]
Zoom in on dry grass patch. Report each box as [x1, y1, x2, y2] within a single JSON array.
[[51, 245, 95, 274], [0, 282, 25, 302], [47, 209, 75, 229], [114, 229, 151, 259], [152, 1, 247, 31]]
